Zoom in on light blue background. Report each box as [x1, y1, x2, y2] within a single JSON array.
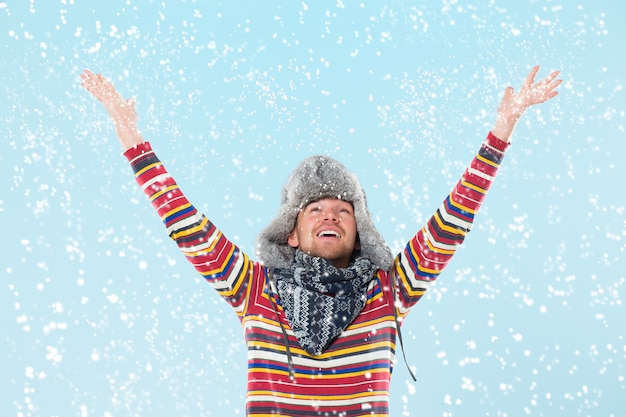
[[1, 1, 624, 416]]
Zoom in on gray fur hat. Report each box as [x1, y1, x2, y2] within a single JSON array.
[[256, 155, 393, 270]]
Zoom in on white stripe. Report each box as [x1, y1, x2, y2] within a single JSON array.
[[163, 206, 202, 235], [128, 149, 154, 164], [485, 141, 505, 155], [247, 378, 389, 390], [245, 311, 397, 339], [423, 226, 458, 252], [398, 254, 436, 291], [248, 346, 395, 370], [246, 393, 389, 407], [141, 173, 171, 191], [202, 249, 246, 292], [468, 166, 495, 182], [179, 233, 220, 255], [438, 203, 473, 231]]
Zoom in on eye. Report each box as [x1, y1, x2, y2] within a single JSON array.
[[339, 204, 354, 215]]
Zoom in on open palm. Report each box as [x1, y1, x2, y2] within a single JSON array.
[[80, 69, 142, 149], [492, 65, 562, 141]]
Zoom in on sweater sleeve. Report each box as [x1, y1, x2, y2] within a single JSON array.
[[124, 142, 253, 318], [392, 132, 510, 317]]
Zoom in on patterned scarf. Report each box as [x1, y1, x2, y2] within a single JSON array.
[[271, 250, 378, 356]]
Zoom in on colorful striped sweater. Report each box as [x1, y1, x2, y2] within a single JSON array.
[[124, 132, 509, 416]]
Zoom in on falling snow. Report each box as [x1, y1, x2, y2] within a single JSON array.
[[1, 1, 625, 416]]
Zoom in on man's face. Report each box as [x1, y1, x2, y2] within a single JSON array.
[[287, 198, 360, 268]]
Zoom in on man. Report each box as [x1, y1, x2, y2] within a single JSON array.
[[80, 66, 561, 416]]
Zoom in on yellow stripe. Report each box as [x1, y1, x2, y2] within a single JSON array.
[[447, 194, 476, 216], [241, 258, 255, 317], [460, 179, 486, 194], [196, 243, 236, 277], [135, 161, 162, 177], [477, 153, 499, 168], [248, 366, 391, 381], [182, 231, 222, 257], [422, 234, 455, 255], [170, 212, 208, 239], [395, 263, 428, 298], [244, 314, 397, 338], [433, 210, 466, 236], [406, 239, 445, 275], [149, 184, 178, 202], [246, 339, 395, 359], [248, 389, 389, 401], [347, 315, 393, 331], [217, 252, 248, 298], [162, 202, 191, 223], [367, 288, 383, 304], [413, 227, 455, 256]]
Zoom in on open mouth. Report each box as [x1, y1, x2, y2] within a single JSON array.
[[317, 230, 341, 238]]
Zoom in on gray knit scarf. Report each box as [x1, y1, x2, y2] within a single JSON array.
[[271, 250, 378, 356]]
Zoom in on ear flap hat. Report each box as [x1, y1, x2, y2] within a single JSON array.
[[256, 155, 393, 270]]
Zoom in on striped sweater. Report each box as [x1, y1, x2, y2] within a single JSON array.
[[124, 132, 508, 416]]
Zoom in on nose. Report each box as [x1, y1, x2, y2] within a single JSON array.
[[322, 208, 339, 222]]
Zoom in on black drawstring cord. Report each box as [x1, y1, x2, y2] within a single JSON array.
[[266, 274, 296, 381], [389, 272, 418, 382], [265, 268, 414, 382]]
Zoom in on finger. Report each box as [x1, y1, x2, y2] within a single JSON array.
[[548, 75, 563, 90], [537, 70, 561, 88], [501, 86, 515, 101], [522, 65, 541, 89], [539, 78, 562, 98], [95, 73, 110, 87], [83, 69, 99, 83], [551, 78, 563, 89], [547, 69, 560, 81]]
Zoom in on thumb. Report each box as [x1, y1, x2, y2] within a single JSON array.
[[503, 86, 515, 99]]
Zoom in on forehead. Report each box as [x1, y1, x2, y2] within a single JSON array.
[[303, 198, 353, 210]]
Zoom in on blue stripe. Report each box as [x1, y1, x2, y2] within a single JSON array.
[[249, 360, 389, 375], [164, 205, 195, 225], [444, 195, 474, 220], [204, 246, 238, 281]]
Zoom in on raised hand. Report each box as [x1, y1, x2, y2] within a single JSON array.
[[492, 65, 562, 142], [80, 69, 144, 150]]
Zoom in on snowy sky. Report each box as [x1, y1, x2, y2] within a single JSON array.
[[1, 1, 625, 416]]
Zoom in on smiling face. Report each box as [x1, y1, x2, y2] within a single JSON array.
[[287, 198, 360, 268]]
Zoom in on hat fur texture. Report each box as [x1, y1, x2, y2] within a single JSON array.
[[256, 155, 393, 270]]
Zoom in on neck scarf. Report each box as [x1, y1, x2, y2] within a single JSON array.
[[271, 250, 378, 356]]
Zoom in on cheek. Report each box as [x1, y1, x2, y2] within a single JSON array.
[[348, 221, 359, 238], [296, 226, 314, 241]]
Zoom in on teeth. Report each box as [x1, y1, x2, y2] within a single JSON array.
[[318, 230, 340, 238]]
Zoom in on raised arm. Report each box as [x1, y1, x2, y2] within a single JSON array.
[[80, 69, 255, 316], [394, 65, 562, 313]]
